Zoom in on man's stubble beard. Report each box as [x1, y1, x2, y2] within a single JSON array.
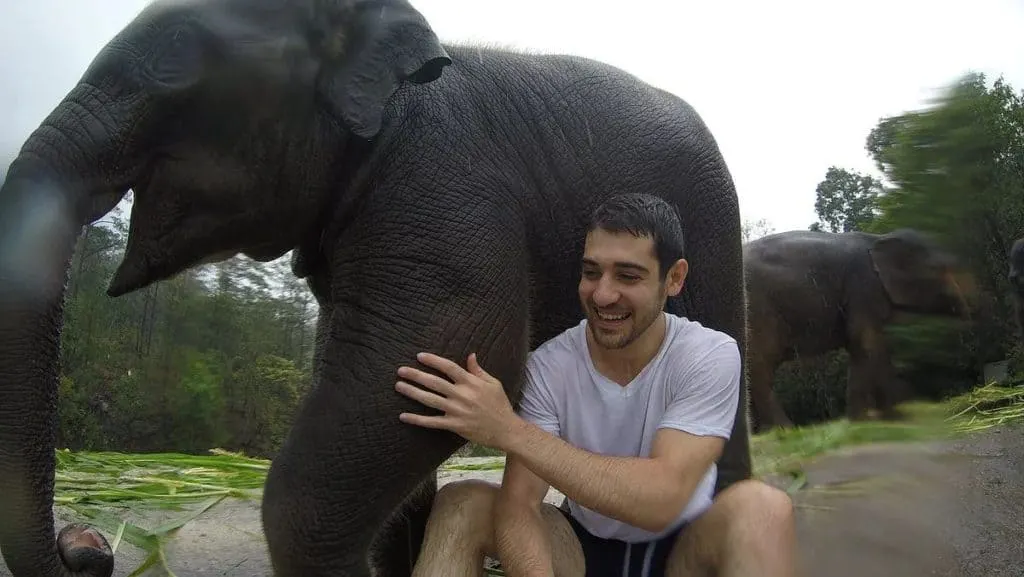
[[586, 294, 666, 351]]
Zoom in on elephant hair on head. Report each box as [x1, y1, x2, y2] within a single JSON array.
[[743, 228, 975, 432], [0, 0, 751, 576]]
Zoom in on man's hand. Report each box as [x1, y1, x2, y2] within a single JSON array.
[[395, 352, 522, 449]]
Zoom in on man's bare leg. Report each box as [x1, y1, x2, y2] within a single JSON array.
[[665, 479, 798, 577], [411, 479, 586, 577]]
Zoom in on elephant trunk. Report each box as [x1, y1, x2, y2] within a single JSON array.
[[0, 85, 128, 577], [947, 269, 977, 322]]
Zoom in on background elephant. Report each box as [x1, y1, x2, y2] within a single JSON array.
[[1007, 237, 1024, 340], [743, 228, 973, 431], [0, 0, 751, 576]]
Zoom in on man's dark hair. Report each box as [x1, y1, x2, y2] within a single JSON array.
[[586, 193, 685, 279]]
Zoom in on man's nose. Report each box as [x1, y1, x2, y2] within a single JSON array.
[[592, 278, 620, 306]]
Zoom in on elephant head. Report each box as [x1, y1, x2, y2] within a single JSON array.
[[868, 228, 975, 319], [0, 0, 450, 574]]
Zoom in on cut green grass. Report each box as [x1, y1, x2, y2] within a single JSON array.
[[55, 448, 268, 507], [48, 382, 1023, 576], [440, 458, 506, 472], [751, 400, 954, 479]]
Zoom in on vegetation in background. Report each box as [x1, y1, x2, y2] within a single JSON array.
[[56, 208, 317, 458], [808, 166, 884, 233], [772, 72, 1024, 420], [742, 217, 776, 242]]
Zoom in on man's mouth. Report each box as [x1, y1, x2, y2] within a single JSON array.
[[595, 310, 630, 322]]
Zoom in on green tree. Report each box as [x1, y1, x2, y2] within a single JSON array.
[[742, 217, 775, 242], [777, 72, 1024, 425], [862, 71, 1024, 377], [810, 166, 883, 233]]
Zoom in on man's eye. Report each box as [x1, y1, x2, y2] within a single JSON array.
[[582, 270, 601, 279], [619, 274, 640, 282]]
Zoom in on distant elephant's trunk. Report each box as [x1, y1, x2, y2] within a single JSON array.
[[947, 269, 977, 322], [0, 83, 129, 577]]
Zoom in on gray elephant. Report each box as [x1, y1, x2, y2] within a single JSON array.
[[743, 228, 974, 431], [1007, 237, 1024, 340], [0, 0, 752, 576]]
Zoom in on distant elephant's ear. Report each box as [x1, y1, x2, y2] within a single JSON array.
[[312, 0, 451, 139], [869, 231, 928, 307]]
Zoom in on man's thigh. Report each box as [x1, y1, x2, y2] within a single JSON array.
[[662, 479, 795, 577], [491, 502, 586, 577]]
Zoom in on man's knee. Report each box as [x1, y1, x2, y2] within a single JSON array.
[[430, 480, 500, 530], [718, 479, 795, 529]]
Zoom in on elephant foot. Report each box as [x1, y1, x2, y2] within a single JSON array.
[[764, 412, 794, 432], [848, 407, 874, 422], [57, 523, 114, 577], [879, 405, 909, 422], [753, 418, 793, 434]]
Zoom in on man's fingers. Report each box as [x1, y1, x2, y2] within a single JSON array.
[[417, 352, 472, 381], [395, 381, 449, 411], [467, 353, 499, 385], [398, 412, 449, 430], [398, 366, 457, 396], [467, 353, 485, 376]]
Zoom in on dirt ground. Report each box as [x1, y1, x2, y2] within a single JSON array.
[[3, 425, 1023, 577]]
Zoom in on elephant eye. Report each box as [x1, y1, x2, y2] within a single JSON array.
[[142, 23, 205, 90]]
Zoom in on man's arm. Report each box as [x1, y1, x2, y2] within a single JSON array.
[[502, 422, 723, 533], [492, 351, 564, 577], [501, 339, 741, 533], [493, 456, 556, 577]]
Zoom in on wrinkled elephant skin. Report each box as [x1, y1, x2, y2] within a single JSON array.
[[0, 1, 751, 576], [743, 228, 974, 432]]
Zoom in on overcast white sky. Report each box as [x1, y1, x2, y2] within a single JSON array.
[[2, 0, 1022, 233]]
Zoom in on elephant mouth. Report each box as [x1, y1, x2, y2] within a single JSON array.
[[104, 160, 286, 297], [106, 163, 196, 297]]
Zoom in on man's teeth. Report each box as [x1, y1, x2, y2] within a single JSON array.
[[597, 311, 629, 321]]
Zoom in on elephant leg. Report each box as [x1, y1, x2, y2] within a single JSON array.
[[1015, 295, 1024, 342], [844, 357, 875, 421], [747, 353, 791, 432], [260, 223, 532, 577], [369, 475, 438, 577], [875, 376, 912, 421], [845, 325, 898, 421]]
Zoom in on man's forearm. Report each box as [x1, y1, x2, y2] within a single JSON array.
[[501, 421, 700, 533], [493, 498, 555, 577]]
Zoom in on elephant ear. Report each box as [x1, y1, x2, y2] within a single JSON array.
[[312, 0, 451, 139], [868, 229, 936, 307]]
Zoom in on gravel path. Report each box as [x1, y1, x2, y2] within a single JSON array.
[[2, 425, 1022, 577]]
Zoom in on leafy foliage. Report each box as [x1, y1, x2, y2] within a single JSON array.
[[810, 166, 884, 233], [864, 72, 1024, 364], [742, 217, 776, 242], [776, 73, 1024, 424]]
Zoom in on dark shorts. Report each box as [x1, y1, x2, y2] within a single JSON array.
[[557, 507, 685, 577]]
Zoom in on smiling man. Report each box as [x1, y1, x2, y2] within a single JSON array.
[[395, 193, 797, 577]]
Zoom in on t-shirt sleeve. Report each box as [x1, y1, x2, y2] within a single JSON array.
[[515, 354, 561, 436], [658, 339, 741, 440]]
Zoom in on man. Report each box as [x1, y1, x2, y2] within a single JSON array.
[[394, 193, 797, 577]]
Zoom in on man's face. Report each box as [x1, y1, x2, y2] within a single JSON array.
[[578, 228, 687, 350]]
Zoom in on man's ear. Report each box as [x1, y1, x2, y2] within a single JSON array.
[[666, 258, 688, 296], [313, 0, 451, 139]]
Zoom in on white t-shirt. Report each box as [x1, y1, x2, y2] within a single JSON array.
[[515, 312, 741, 543]]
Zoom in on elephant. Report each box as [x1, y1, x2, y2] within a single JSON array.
[[0, 0, 752, 575], [743, 228, 974, 431], [1007, 237, 1024, 340]]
